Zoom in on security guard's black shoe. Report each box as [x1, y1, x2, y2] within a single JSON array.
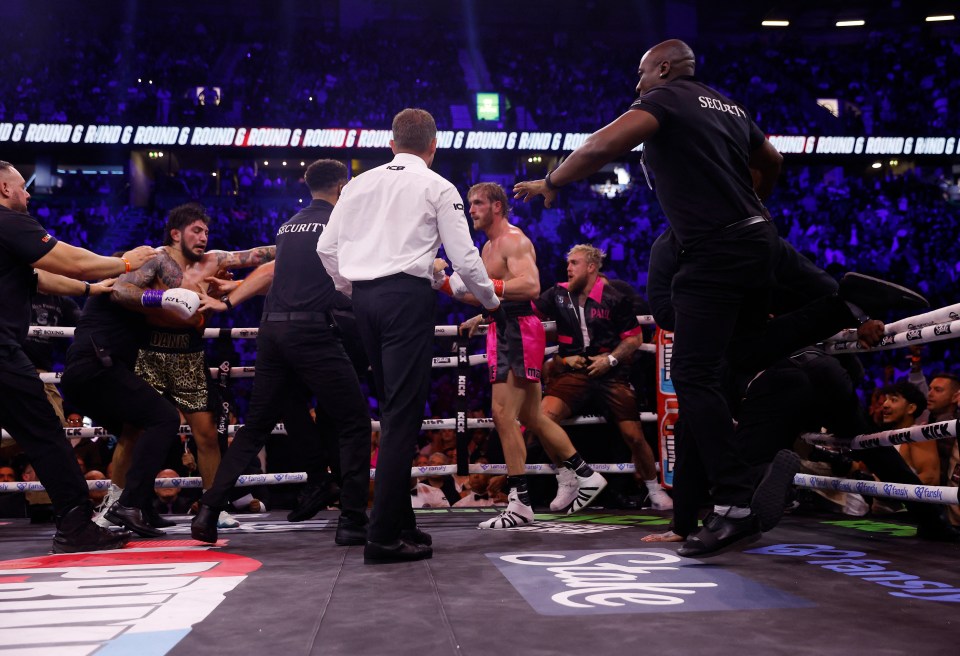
[[288, 480, 341, 523], [335, 515, 368, 546], [105, 503, 166, 538], [751, 449, 801, 532], [400, 526, 433, 546], [364, 539, 433, 564], [839, 272, 929, 316], [141, 503, 176, 529], [52, 503, 132, 554], [191, 504, 220, 543], [677, 511, 761, 559]]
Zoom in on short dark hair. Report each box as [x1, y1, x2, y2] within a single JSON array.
[[392, 108, 436, 153], [0, 160, 13, 174], [467, 182, 510, 217], [930, 372, 960, 390], [304, 159, 348, 194], [162, 203, 211, 246], [882, 381, 927, 418]]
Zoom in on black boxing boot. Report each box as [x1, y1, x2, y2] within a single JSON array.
[[52, 502, 132, 554]]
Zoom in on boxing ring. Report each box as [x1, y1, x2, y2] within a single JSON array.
[[3, 305, 960, 511], [2, 307, 959, 656]]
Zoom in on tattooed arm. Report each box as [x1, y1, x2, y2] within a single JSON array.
[[110, 254, 183, 311], [210, 245, 277, 271]]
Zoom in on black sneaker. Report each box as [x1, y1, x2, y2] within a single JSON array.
[[52, 504, 132, 554], [751, 450, 801, 532], [677, 511, 761, 559]]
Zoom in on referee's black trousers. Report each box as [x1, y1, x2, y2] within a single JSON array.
[[353, 274, 435, 544]]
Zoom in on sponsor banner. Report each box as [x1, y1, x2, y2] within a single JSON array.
[[488, 549, 813, 615], [746, 543, 960, 603], [2, 121, 956, 156], [656, 329, 677, 488], [0, 548, 261, 654]]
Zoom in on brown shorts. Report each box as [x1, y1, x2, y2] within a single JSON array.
[[545, 370, 639, 423]]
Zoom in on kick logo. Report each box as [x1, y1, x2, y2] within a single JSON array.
[[0, 548, 261, 654]]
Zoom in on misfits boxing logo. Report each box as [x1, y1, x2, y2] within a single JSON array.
[[0, 548, 261, 654]]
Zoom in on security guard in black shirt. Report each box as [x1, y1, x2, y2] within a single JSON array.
[[515, 40, 785, 556], [192, 159, 371, 545], [0, 160, 156, 552]]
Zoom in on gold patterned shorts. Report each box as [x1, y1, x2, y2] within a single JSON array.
[[135, 348, 211, 413]]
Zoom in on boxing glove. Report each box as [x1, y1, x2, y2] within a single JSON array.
[[437, 272, 469, 299], [141, 288, 201, 320]]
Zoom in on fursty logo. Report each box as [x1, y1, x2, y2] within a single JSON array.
[[0, 548, 262, 654], [487, 549, 813, 615], [745, 544, 960, 602]]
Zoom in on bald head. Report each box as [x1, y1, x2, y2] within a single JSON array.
[[636, 39, 696, 94]]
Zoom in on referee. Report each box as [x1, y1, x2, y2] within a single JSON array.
[[192, 159, 371, 546], [318, 109, 500, 564]]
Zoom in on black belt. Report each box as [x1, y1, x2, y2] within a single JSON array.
[[721, 215, 768, 232], [262, 311, 333, 323]]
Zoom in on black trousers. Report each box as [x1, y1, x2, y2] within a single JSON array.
[[61, 357, 181, 508], [0, 345, 88, 513], [353, 274, 435, 544], [670, 221, 779, 506], [201, 320, 370, 516]]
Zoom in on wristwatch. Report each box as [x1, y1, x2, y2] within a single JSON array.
[[607, 354, 619, 367]]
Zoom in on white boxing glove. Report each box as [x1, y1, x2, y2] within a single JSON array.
[[141, 288, 201, 320]]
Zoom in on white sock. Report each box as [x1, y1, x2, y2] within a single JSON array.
[[714, 505, 751, 518], [644, 479, 663, 493]]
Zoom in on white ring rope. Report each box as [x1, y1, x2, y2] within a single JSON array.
[[5, 468, 957, 508], [0, 473, 309, 493], [824, 318, 960, 354], [27, 315, 658, 340], [0, 464, 643, 493], [800, 419, 959, 450], [824, 302, 960, 344], [1, 413, 659, 442], [793, 473, 958, 506]]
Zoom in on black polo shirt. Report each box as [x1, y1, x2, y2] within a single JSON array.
[[630, 76, 767, 247], [265, 199, 349, 315], [0, 207, 58, 347], [66, 294, 148, 370]]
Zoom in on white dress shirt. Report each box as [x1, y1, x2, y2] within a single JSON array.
[[316, 152, 499, 309]]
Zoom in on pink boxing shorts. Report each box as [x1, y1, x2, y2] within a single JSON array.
[[485, 302, 545, 383]]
